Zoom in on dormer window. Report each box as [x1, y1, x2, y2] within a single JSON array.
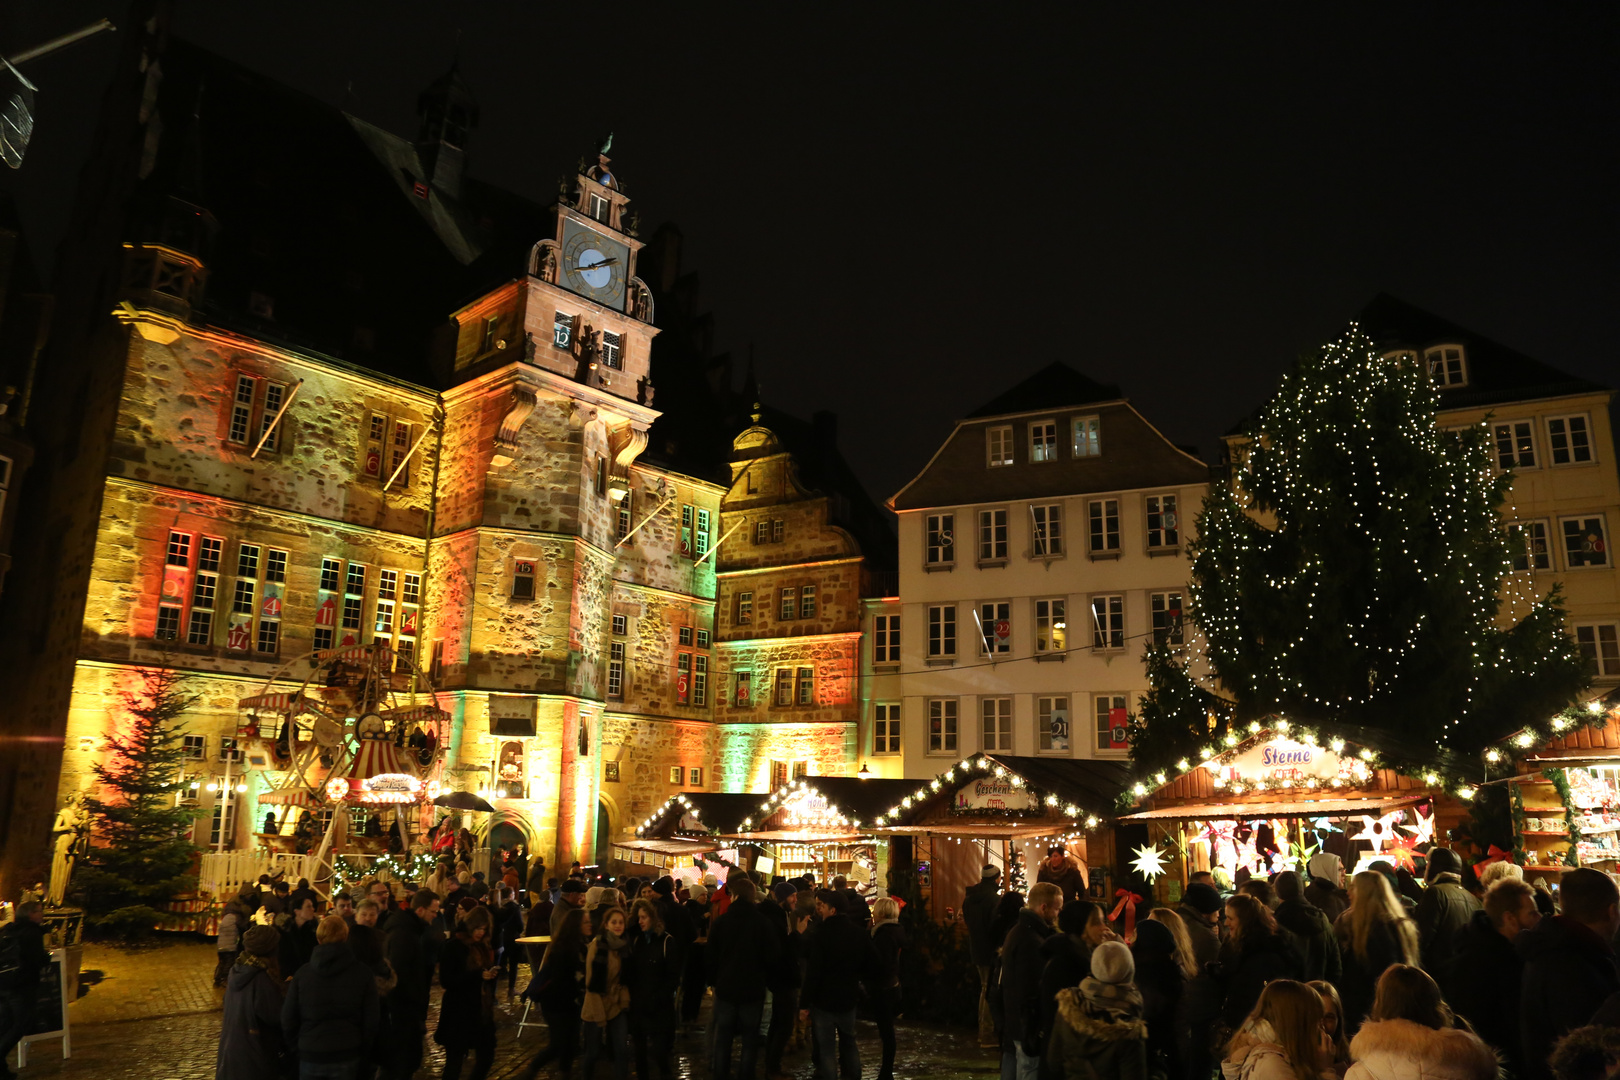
[[589, 192, 611, 223], [1425, 345, 1467, 387]]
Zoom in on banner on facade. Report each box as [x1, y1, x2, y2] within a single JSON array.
[[1108, 707, 1129, 750]]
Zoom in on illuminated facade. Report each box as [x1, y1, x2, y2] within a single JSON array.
[[0, 29, 872, 895]]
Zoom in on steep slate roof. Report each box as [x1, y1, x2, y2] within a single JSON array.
[[1357, 293, 1610, 411], [966, 363, 1123, 419], [890, 362, 1211, 512]]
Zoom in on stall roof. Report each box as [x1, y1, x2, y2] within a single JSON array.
[[612, 837, 723, 856], [639, 792, 764, 838], [985, 756, 1132, 814], [1118, 794, 1431, 822], [720, 829, 869, 845], [773, 777, 921, 826], [872, 823, 1064, 840]]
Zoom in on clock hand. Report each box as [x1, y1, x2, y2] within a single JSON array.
[[576, 257, 619, 270]]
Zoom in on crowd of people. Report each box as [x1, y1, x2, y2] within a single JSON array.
[[963, 845, 1620, 1080], [79, 836, 1620, 1080], [208, 858, 903, 1080]]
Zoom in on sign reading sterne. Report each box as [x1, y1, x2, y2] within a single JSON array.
[[1204, 737, 1347, 784], [955, 777, 1035, 812]]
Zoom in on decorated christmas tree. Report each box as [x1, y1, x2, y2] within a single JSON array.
[[1133, 327, 1587, 773], [76, 665, 202, 935]]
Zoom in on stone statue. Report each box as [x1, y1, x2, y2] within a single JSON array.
[[47, 794, 87, 905], [537, 244, 556, 283], [599, 132, 614, 156]]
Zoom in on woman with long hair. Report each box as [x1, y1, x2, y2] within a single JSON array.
[[582, 907, 634, 1080], [1217, 894, 1303, 1029], [520, 907, 591, 1080], [1333, 871, 1420, 1028], [869, 896, 907, 1080], [436, 905, 499, 1080], [1147, 907, 1200, 980], [1222, 979, 1331, 1080], [1345, 965, 1495, 1080], [1307, 981, 1351, 1077], [626, 899, 677, 1080]]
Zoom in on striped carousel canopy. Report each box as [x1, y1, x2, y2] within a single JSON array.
[[239, 692, 307, 712], [346, 737, 416, 782]]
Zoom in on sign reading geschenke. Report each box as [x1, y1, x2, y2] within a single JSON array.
[[954, 777, 1035, 812]]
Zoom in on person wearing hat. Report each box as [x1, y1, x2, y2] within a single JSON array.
[[1175, 882, 1225, 1080], [1046, 940, 1148, 1079], [678, 882, 712, 1027], [216, 925, 287, 1080], [551, 878, 588, 937], [1036, 845, 1087, 905], [759, 879, 806, 1080], [962, 864, 1002, 1048], [1176, 882, 1223, 969], [1414, 846, 1479, 974]]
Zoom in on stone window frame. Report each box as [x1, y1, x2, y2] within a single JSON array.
[[927, 603, 957, 662], [1492, 419, 1538, 471], [873, 703, 901, 755], [1560, 513, 1611, 570], [1093, 692, 1130, 754], [774, 667, 794, 707], [361, 410, 417, 487], [978, 507, 1008, 565], [1088, 498, 1121, 559], [511, 559, 537, 601], [1145, 493, 1180, 553], [1030, 502, 1063, 559], [1546, 413, 1595, 467], [799, 585, 817, 619], [925, 513, 955, 569], [796, 666, 814, 706], [928, 698, 959, 755], [1575, 623, 1620, 677], [1037, 695, 1072, 754], [986, 425, 1014, 468], [978, 600, 1011, 657], [1029, 419, 1058, 463], [872, 614, 900, 665], [980, 697, 1012, 752], [1071, 415, 1101, 458], [1150, 590, 1186, 647], [735, 590, 753, 625], [1090, 593, 1125, 651], [1506, 519, 1553, 573], [223, 372, 288, 457], [1034, 597, 1066, 656], [1424, 344, 1467, 388]]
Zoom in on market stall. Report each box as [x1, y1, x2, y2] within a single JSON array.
[[724, 776, 917, 889], [1117, 721, 1465, 900], [870, 753, 1129, 921], [1492, 691, 1620, 881], [627, 792, 764, 883]]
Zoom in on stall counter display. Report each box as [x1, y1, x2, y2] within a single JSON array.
[[1512, 767, 1620, 874]]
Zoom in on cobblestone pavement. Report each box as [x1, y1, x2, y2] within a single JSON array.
[[12, 939, 1001, 1079]]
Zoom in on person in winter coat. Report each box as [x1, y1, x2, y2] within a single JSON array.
[[999, 881, 1063, 1080], [215, 899, 248, 988], [216, 925, 287, 1080], [1333, 871, 1420, 1030], [1046, 941, 1148, 1080], [626, 899, 680, 1080], [385, 888, 443, 1080], [518, 907, 591, 1080], [1150, 907, 1211, 1080], [1414, 847, 1481, 976], [1036, 846, 1087, 904], [279, 896, 320, 978], [494, 885, 525, 996], [1038, 900, 1111, 1056], [678, 882, 710, 1025], [1133, 917, 1187, 1080], [435, 905, 499, 1080], [801, 887, 878, 1080], [1443, 877, 1538, 1076], [583, 907, 635, 1080], [1177, 883, 1224, 969], [1216, 894, 1303, 1030], [1273, 872, 1342, 984], [963, 864, 1003, 1048], [759, 880, 806, 1080], [868, 896, 907, 1080], [1221, 979, 1332, 1080], [281, 916, 380, 1079], [1345, 965, 1497, 1080], [706, 878, 781, 1080], [1519, 868, 1620, 1080], [989, 890, 1027, 959]]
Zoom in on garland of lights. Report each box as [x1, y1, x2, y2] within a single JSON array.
[[330, 851, 438, 894], [870, 754, 1106, 831], [1544, 768, 1584, 869]]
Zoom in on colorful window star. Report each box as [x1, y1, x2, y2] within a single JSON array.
[[1347, 809, 1407, 853], [1130, 843, 1170, 881]]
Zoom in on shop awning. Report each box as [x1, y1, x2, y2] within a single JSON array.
[[1117, 794, 1431, 822], [871, 823, 1067, 839], [720, 829, 870, 845], [258, 788, 321, 807], [614, 838, 723, 856]]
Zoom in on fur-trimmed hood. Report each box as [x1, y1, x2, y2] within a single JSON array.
[[1347, 1018, 1499, 1080], [1054, 986, 1147, 1043]]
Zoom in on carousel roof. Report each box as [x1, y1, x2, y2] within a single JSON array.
[[240, 691, 310, 712], [345, 737, 417, 780], [258, 787, 322, 807]]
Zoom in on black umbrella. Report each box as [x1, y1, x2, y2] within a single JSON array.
[[433, 791, 495, 813]]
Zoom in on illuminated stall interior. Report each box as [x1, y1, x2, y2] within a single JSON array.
[[724, 776, 919, 889], [872, 754, 1129, 920], [622, 792, 763, 884], [1497, 690, 1620, 881], [1118, 723, 1462, 899]]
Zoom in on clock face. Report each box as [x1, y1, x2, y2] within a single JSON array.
[[561, 219, 629, 309]]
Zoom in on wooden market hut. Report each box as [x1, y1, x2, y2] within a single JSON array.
[[1117, 723, 1463, 901], [720, 776, 920, 887], [871, 753, 1130, 920], [611, 792, 762, 883]]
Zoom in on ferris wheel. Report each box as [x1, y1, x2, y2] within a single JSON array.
[[235, 641, 451, 817]]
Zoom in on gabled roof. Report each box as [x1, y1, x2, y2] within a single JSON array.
[[1358, 293, 1610, 410], [965, 362, 1123, 420]]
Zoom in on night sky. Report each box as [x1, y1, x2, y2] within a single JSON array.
[[4, 3, 1616, 504]]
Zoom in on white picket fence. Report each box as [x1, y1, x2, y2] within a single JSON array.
[[197, 850, 325, 899]]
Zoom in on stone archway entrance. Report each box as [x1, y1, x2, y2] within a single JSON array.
[[593, 797, 612, 866]]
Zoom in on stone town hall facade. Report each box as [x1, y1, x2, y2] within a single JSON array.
[[0, 21, 885, 896]]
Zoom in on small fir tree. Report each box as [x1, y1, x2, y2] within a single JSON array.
[[76, 666, 201, 935], [1135, 327, 1588, 772]]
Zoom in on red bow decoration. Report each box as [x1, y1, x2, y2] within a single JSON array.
[[1474, 845, 1510, 872], [1110, 888, 1144, 943]]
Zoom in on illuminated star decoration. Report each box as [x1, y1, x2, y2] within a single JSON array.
[[1401, 807, 1436, 849], [1348, 809, 1407, 854], [1309, 816, 1343, 835], [1130, 843, 1170, 882]]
